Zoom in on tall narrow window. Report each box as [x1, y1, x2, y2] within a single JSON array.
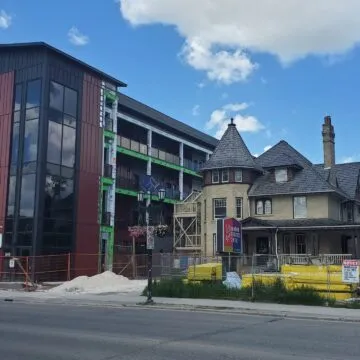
[[235, 169, 243, 182], [256, 200, 264, 215], [23, 119, 38, 163], [293, 196, 307, 219], [295, 234, 306, 254], [264, 200, 272, 215], [213, 198, 227, 219], [212, 170, 219, 183], [19, 174, 36, 217], [235, 197, 243, 218], [222, 169, 229, 182]]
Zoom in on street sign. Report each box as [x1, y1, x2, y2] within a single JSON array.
[[342, 260, 359, 284], [9, 259, 15, 269]]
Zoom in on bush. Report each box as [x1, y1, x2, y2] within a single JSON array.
[[143, 277, 328, 306]]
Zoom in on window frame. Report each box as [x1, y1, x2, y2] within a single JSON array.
[[221, 169, 229, 183], [275, 168, 288, 183], [235, 197, 243, 218], [212, 170, 219, 184], [255, 198, 272, 215], [213, 198, 227, 219], [235, 169, 243, 183], [295, 233, 306, 254], [293, 196, 307, 219]]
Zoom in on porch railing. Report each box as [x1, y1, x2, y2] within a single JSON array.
[[278, 253, 352, 266]]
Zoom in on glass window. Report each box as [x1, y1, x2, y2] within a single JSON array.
[[14, 84, 22, 111], [23, 119, 38, 163], [256, 200, 264, 215], [25, 107, 40, 121], [212, 170, 219, 183], [19, 173, 36, 217], [22, 161, 37, 174], [49, 81, 64, 111], [222, 169, 229, 182], [26, 79, 41, 109], [10, 123, 20, 165], [6, 176, 16, 217], [275, 168, 288, 183], [235, 169, 243, 182], [64, 87, 78, 117], [294, 196, 307, 219], [48, 108, 63, 124], [61, 126, 76, 167], [236, 197, 243, 218], [264, 200, 272, 214], [64, 114, 76, 128], [47, 121, 62, 164], [13, 111, 20, 123], [213, 198, 226, 219], [295, 234, 306, 254], [61, 166, 74, 179]]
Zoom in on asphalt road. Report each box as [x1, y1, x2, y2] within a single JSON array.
[[0, 302, 359, 360]]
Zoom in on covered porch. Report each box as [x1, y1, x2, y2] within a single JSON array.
[[241, 217, 360, 264]]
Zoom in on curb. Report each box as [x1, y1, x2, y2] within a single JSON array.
[[3, 296, 360, 323]]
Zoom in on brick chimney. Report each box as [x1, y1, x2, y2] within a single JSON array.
[[322, 115, 335, 168]]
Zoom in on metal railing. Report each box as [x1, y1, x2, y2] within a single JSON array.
[[174, 202, 198, 214], [117, 135, 203, 172], [278, 253, 352, 266]]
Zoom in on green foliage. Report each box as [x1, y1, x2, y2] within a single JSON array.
[[143, 277, 329, 306]]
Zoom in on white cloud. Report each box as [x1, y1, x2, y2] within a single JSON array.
[[119, 0, 360, 84], [0, 10, 11, 29], [197, 82, 205, 89], [206, 102, 264, 139], [341, 155, 359, 164], [192, 104, 200, 116], [68, 27, 89, 46], [264, 145, 273, 152]]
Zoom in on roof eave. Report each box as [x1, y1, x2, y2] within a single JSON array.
[[0, 42, 127, 88]]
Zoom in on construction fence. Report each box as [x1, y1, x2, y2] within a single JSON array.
[[0, 253, 359, 301]]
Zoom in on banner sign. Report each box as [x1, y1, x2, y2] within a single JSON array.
[[217, 218, 242, 254]]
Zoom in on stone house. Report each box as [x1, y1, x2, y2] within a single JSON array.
[[175, 116, 360, 260]]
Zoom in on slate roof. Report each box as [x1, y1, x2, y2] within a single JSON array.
[[249, 140, 344, 197], [314, 162, 360, 199], [242, 217, 360, 229], [201, 121, 263, 171]]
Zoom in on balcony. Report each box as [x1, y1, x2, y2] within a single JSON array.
[[115, 175, 182, 202], [117, 135, 203, 176]]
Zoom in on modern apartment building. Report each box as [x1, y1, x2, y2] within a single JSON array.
[[0, 42, 217, 276]]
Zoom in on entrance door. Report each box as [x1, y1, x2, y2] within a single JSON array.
[[256, 237, 269, 267]]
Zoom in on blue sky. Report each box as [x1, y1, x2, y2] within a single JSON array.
[[1, 0, 360, 164]]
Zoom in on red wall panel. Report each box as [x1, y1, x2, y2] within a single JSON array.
[[74, 73, 102, 276], [0, 71, 14, 231]]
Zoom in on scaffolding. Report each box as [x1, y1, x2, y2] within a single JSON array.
[[173, 191, 202, 253]]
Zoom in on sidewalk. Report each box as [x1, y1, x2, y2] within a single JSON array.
[[1, 289, 360, 322]]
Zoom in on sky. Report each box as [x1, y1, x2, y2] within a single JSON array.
[[1, 0, 360, 164]]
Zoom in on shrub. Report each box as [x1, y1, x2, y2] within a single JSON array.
[[143, 277, 328, 306]]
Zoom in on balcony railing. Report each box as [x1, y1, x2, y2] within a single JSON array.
[[116, 176, 139, 191], [115, 175, 181, 201], [117, 135, 204, 172]]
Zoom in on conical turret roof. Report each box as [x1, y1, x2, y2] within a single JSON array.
[[201, 119, 263, 172]]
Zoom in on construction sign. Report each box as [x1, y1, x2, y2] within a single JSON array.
[[342, 259, 360, 284]]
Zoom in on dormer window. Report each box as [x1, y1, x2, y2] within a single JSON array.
[[275, 168, 288, 183], [235, 169, 243, 182], [212, 170, 219, 183], [222, 169, 229, 182]]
